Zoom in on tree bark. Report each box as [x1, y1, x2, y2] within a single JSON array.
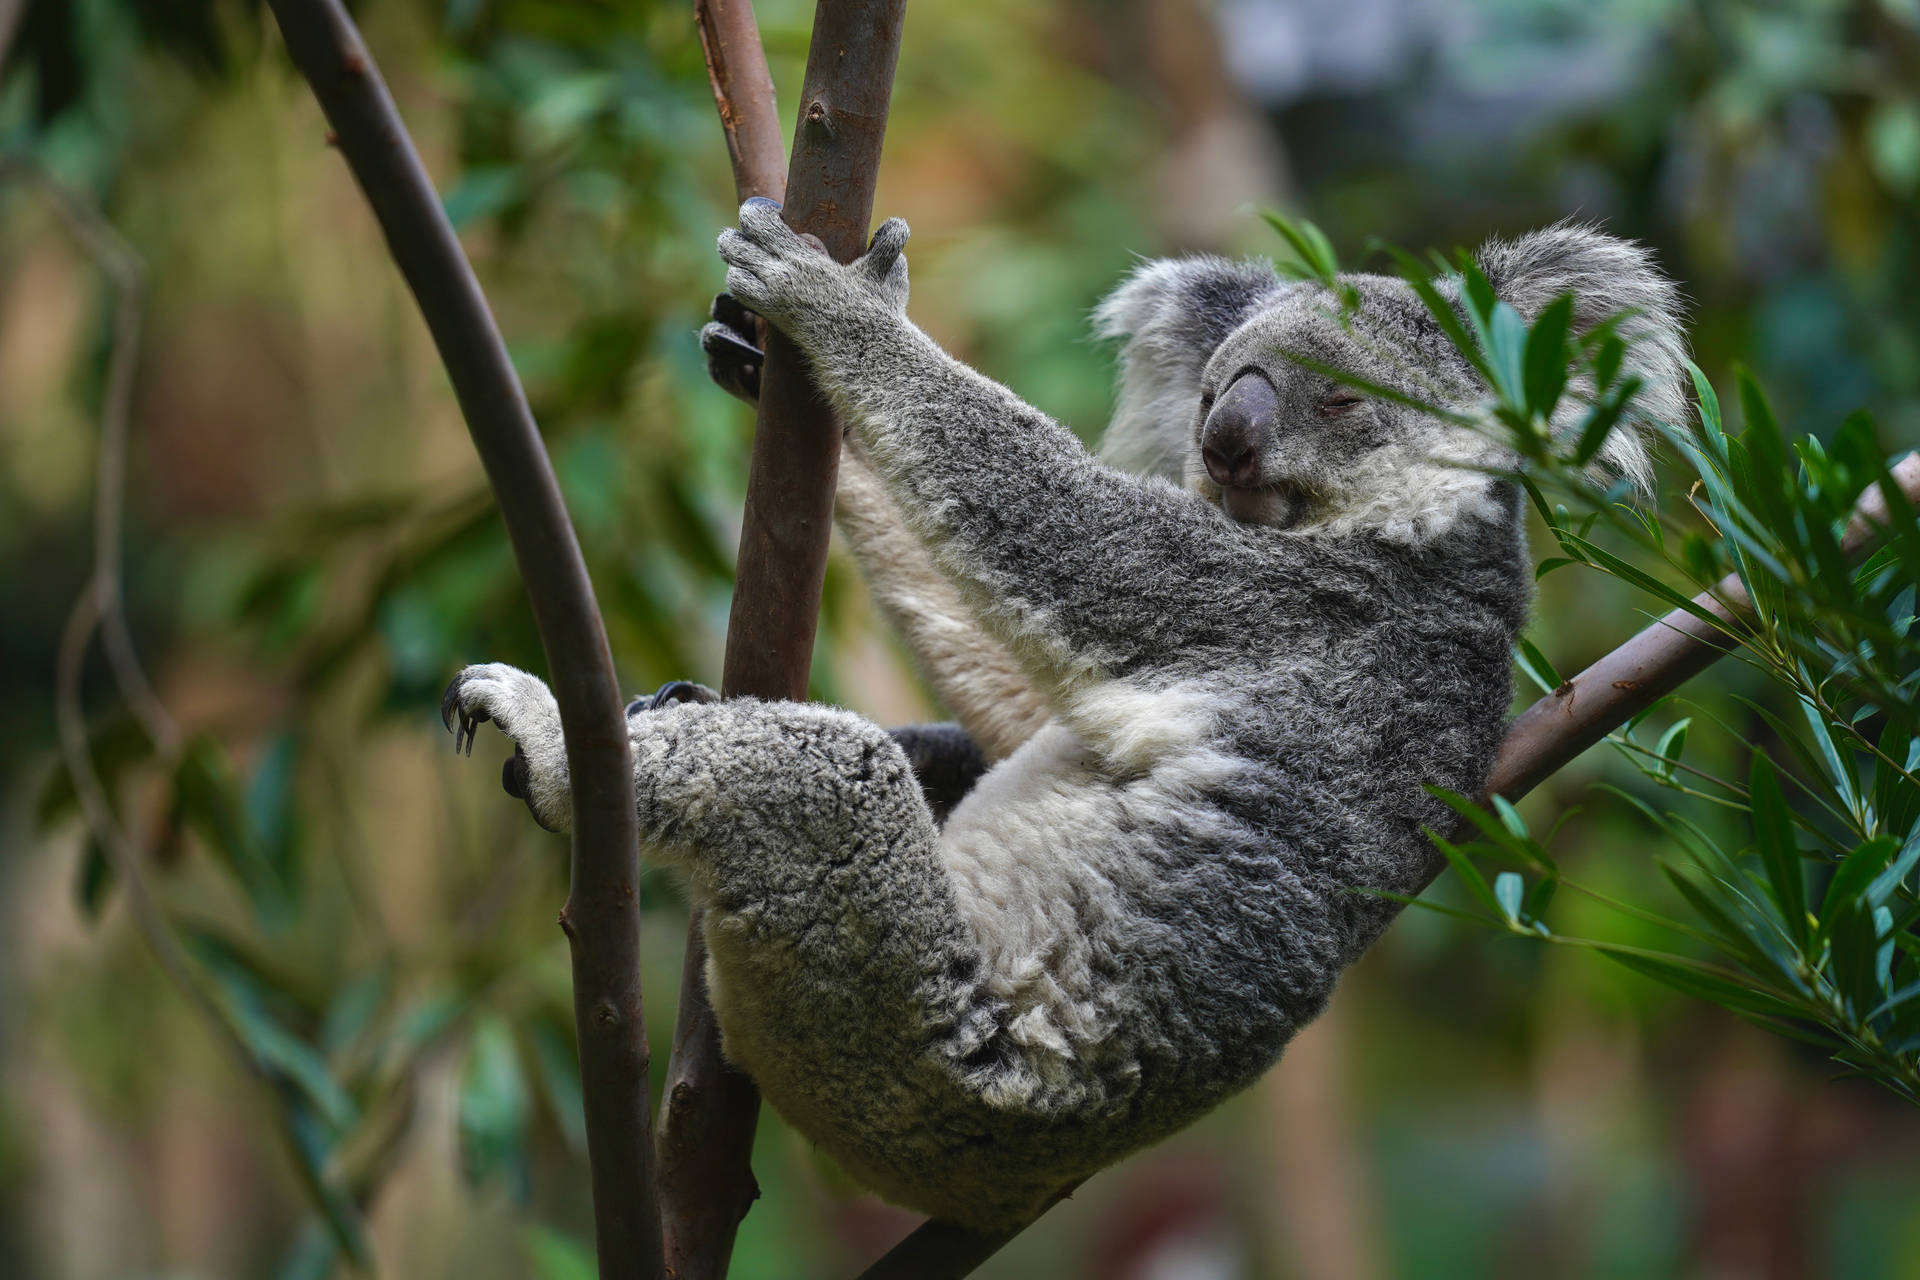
[[660, 3, 909, 1277], [261, 4, 662, 1276]]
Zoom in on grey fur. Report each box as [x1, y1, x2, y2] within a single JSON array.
[[445, 207, 1687, 1229]]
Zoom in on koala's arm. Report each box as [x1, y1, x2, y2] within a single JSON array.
[[719, 202, 1255, 686], [703, 296, 1052, 760], [835, 447, 1053, 759]]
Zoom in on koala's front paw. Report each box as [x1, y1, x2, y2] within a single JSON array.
[[442, 663, 572, 833], [716, 198, 910, 343]]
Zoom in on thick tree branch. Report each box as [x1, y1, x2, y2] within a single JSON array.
[[260, 4, 661, 1276], [659, 4, 907, 1277]]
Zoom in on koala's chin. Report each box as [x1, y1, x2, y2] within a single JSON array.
[[1217, 481, 1306, 528]]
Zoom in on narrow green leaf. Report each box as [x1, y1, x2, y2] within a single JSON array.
[[1522, 293, 1574, 419], [1494, 871, 1525, 923], [1750, 755, 1809, 948], [1514, 637, 1563, 695], [1817, 836, 1901, 945], [1427, 832, 1504, 916], [1654, 717, 1693, 782]]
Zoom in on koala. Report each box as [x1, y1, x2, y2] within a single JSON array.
[[443, 203, 1686, 1230]]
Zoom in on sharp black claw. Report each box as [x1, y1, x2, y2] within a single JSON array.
[[647, 680, 721, 710], [440, 677, 464, 736]]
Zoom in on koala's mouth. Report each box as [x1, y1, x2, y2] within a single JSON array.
[[1220, 481, 1310, 528]]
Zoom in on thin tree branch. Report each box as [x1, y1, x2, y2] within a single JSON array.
[[259, 3, 661, 1276], [1483, 453, 1920, 810], [1, 159, 183, 756], [23, 162, 378, 1262], [29, 161, 246, 1079], [659, 4, 907, 1276], [694, 0, 785, 202]]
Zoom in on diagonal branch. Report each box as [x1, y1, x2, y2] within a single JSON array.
[[659, 3, 907, 1276], [1481, 452, 1920, 813], [259, 3, 662, 1276]]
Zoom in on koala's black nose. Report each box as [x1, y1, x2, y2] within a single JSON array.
[[1201, 371, 1278, 489]]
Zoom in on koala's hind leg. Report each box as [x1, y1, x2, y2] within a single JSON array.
[[443, 666, 997, 1112]]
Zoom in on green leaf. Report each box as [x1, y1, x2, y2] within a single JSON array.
[[1750, 755, 1809, 948], [173, 735, 293, 931], [1689, 361, 1724, 449], [443, 165, 524, 229], [1654, 717, 1693, 782], [1259, 210, 1341, 282], [1494, 871, 1525, 923], [1385, 247, 1494, 387], [1659, 863, 1768, 972], [459, 1015, 531, 1200], [1514, 636, 1563, 695], [1599, 947, 1811, 1022], [1818, 836, 1902, 937], [1534, 556, 1578, 580], [1427, 832, 1504, 917], [1521, 293, 1573, 419], [1798, 694, 1862, 817], [1486, 301, 1529, 408]]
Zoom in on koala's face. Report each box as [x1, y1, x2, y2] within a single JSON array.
[[1191, 274, 1485, 531]]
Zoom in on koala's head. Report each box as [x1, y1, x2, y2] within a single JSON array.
[[1095, 224, 1689, 543]]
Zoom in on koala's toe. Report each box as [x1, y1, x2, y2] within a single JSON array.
[[712, 291, 761, 334], [865, 217, 910, 270], [737, 197, 798, 249], [716, 227, 768, 271]]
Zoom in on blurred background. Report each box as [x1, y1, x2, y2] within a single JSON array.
[[6, 0, 1920, 1276]]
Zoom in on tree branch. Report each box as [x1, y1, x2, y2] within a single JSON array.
[[1482, 452, 1920, 811], [659, 4, 908, 1276], [260, 4, 662, 1276]]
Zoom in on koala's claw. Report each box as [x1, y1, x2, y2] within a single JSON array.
[[442, 663, 570, 831], [701, 292, 764, 404], [440, 675, 490, 756], [625, 680, 721, 717]]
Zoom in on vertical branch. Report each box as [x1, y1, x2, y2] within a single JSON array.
[[260, 3, 662, 1277], [660, 2, 907, 1276]]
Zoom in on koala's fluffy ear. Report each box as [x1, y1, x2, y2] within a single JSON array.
[[1094, 256, 1283, 482], [1474, 222, 1690, 493]]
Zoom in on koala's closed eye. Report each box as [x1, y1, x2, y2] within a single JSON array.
[[1317, 392, 1366, 418]]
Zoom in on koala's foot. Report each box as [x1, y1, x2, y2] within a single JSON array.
[[716, 198, 909, 345], [700, 293, 764, 405], [442, 663, 571, 833]]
